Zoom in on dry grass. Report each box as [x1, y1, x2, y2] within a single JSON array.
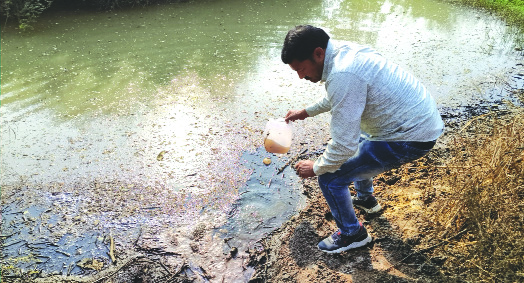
[[423, 108, 524, 282]]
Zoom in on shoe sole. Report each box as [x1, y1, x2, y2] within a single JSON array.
[[318, 234, 373, 254], [354, 203, 382, 214]]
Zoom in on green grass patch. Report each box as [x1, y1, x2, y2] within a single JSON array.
[[457, 0, 524, 26]]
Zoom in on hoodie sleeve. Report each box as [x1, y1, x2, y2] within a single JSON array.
[[305, 95, 331, 117], [313, 72, 367, 176]]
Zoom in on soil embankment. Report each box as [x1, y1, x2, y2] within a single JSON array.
[[247, 104, 524, 283], [247, 152, 450, 282]]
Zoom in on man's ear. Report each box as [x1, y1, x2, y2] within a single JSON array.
[[313, 47, 325, 63]]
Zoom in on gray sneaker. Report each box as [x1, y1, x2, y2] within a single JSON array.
[[352, 195, 382, 214], [318, 222, 372, 253]]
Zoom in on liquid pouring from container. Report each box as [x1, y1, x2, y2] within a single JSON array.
[[264, 118, 293, 154]]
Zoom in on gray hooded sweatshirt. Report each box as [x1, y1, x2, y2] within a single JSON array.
[[305, 40, 444, 175]]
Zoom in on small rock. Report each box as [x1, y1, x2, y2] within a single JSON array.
[[190, 242, 199, 252], [230, 247, 238, 257]]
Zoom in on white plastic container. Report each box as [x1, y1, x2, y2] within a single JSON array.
[[264, 118, 293, 154]]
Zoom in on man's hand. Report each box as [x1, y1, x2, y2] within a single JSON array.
[[294, 160, 316, 178], [285, 109, 309, 123]]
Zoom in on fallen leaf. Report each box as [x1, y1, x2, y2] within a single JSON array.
[[157, 151, 167, 161]]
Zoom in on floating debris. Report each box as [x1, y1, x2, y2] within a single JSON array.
[[229, 246, 238, 257], [109, 236, 117, 264], [157, 151, 167, 161], [77, 258, 104, 271], [262, 158, 271, 165]]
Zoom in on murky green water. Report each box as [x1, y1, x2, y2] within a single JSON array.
[[1, 0, 522, 280]]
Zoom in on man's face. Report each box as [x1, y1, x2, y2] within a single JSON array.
[[288, 47, 325, 83], [289, 59, 323, 83]]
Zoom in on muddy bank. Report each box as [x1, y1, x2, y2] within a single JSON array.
[[246, 102, 524, 282], [1, 140, 450, 283], [247, 156, 450, 283]]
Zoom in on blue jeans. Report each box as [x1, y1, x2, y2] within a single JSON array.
[[317, 139, 435, 236]]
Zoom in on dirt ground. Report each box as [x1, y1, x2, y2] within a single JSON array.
[[246, 151, 453, 283]]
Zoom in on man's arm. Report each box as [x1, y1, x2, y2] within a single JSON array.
[[285, 109, 309, 122], [312, 73, 367, 176]]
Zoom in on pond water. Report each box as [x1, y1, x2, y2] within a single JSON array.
[[1, 0, 522, 280]]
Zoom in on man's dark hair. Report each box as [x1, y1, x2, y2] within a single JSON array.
[[281, 25, 330, 64]]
